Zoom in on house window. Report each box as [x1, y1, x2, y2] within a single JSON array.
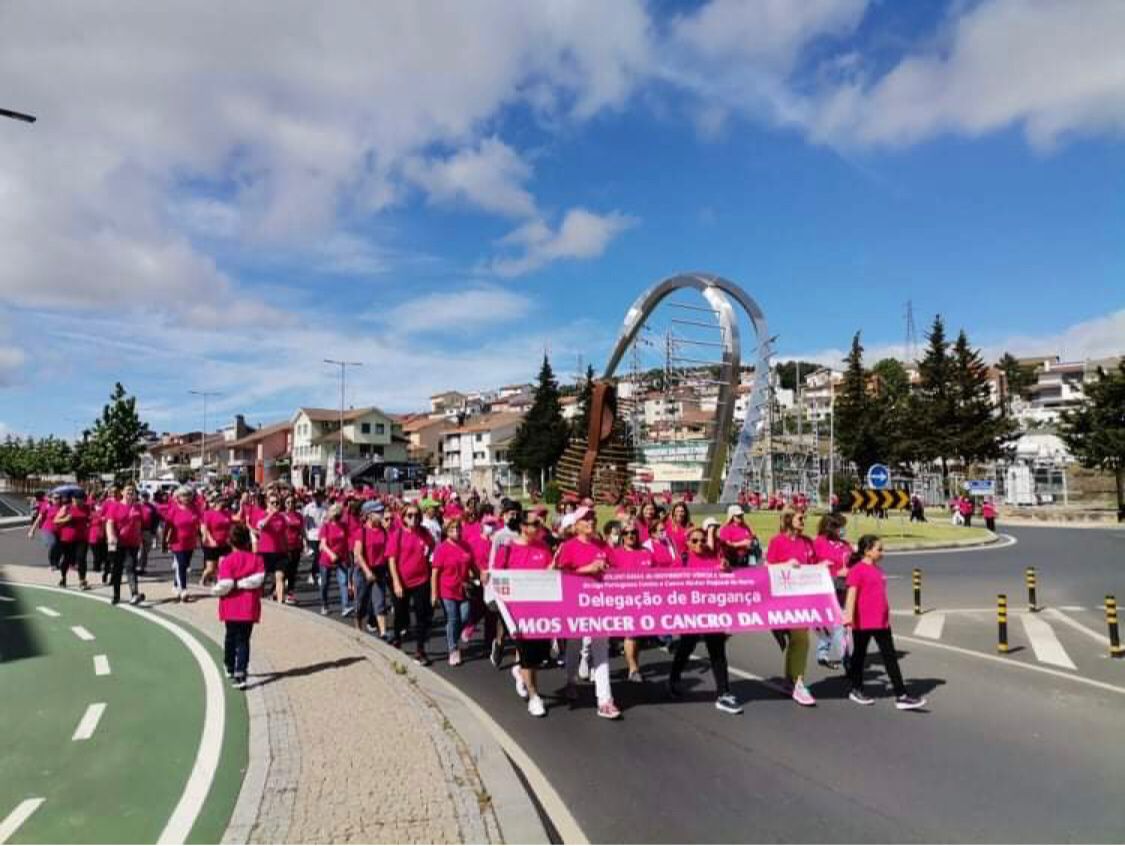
[[375, 423, 385, 435], [475, 433, 483, 442], [361, 422, 371, 434]]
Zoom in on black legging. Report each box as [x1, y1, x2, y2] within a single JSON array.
[[58, 541, 87, 583], [110, 546, 141, 602], [670, 633, 731, 695], [393, 583, 433, 653], [846, 628, 907, 696]]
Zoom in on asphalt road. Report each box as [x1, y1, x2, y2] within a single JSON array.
[[5, 523, 1124, 843]]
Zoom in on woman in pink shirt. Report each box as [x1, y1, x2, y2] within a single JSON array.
[[388, 504, 436, 666], [553, 506, 621, 720], [201, 493, 233, 587], [53, 492, 90, 589], [431, 520, 476, 667], [105, 484, 147, 606], [353, 501, 392, 639], [282, 494, 304, 605], [165, 487, 202, 602], [253, 490, 290, 604], [982, 499, 998, 532], [812, 513, 852, 670], [88, 492, 109, 583], [764, 509, 817, 706], [318, 504, 352, 616], [499, 511, 555, 717], [212, 523, 266, 689], [843, 535, 925, 710], [666, 502, 693, 564], [718, 505, 755, 567], [612, 520, 654, 684], [666, 523, 743, 715]]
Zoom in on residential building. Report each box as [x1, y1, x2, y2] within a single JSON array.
[[429, 391, 467, 417], [1019, 356, 1121, 426], [394, 412, 455, 470], [291, 406, 408, 488], [227, 420, 292, 486], [144, 431, 227, 479], [560, 394, 581, 422], [436, 411, 523, 491]]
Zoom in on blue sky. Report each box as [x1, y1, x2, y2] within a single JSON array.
[[1, 0, 1123, 437]]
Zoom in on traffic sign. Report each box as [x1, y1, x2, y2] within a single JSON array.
[[964, 480, 995, 496], [866, 464, 891, 490], [849, 489, 910, 511]]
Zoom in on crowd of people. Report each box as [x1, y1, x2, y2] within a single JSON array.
[[25, 482, 925, 713]]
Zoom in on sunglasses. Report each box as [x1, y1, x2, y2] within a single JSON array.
[[689, 537, 705, 545], [622, 530, 639, 536], [405, 513, 420, 519]]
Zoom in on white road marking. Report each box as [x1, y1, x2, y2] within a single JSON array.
[[1044, 608, 1112, 648], [895, 634, 1125, 697], [1059, 606, 1087, 612], [892, 608, 995, 616], [884, 533, 1018, 556], [93, 654, 111, 676], [1019, 613, 1077, 670], [35, 606, 60, 618], [70, 625, 95, 641], [0, 798, 45, 843], [0, 594, 15, 602], [71, 702, 107, 741], [913, 612, 946, 640], [0, 581, 225, 845]]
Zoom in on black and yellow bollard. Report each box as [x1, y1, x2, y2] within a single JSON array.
[[997, 594, 1009, 653], [913, 568, 922, 615], [1026, 567, 1039, 612], [1106, 596, 1123, 658]]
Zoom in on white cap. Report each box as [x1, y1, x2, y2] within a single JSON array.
[[726, 504, 744, 518], [702, 516, 721, 530]]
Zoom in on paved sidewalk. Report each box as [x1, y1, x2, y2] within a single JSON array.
[[3, 561, 532, 844]]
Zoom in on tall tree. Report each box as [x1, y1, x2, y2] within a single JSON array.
[[1060, 360, 1125, 522], [834, 333, 884, 477], [996, 351, 1038, 414], [508, 355, 570, 486], [573, 364, 596, 437], [870, 358, 916, 466], [775, 360, 823, 392], [950, 331, 1017, 468], [84, 383, 149, 479], [911, 315, 958, 495]]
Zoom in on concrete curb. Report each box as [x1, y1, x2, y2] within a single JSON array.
[[0, 516, 30, 528], [286, 605, 554, 845], [994, 519, 1125, 530], [883, 531, 1001, 552]]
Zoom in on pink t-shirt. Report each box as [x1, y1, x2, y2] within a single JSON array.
[[203, 509, 233, 548], [611, 547, 654, 569], [107, 501, 145, 548], [319, 520, 349, 568], [389, 525, 435, 589], [87, 505, 106, 544], [166, 503, 201, 552], [555, 537, 611, 573], [645, 536, 682, 567], [765, 533, 816, 565], [813, 536, 853, 579], [358, 524, 389, 569], [686, 549, 722, 570], [282, 511, 304, 549], [253, 509, 289, 554], [217, 549, 265, 623], [666, 523, 692, 560], [499, 542, 552, 571], [718, 522, 753, 549], [55, 503, 88, 544], [433, 540, 474, 601], [846, 561, 890, 630]]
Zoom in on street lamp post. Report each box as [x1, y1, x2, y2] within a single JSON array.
[[188, 390, 220, 481], [324, 359, 362, 488], [0, 107, 36, 124]]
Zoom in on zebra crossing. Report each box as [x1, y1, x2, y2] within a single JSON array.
[[892, 606, 1116, 674]]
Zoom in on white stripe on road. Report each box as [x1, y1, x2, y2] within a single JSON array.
[[70, 625, 95, 641], [0, 594, 15, 602], [71, 703, 107, 740], [1059, 606, 1087, 612], [884, 533, 1018, 556], [93, 654, 111, 676], [1044, 608, 1112, 648], [912, 612, 946, 640], [1019, 613, 1077, 670], [35, 606, 60, 618], [0, 798, 45, 844]]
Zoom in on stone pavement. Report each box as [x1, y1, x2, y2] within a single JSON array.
[[3, 560, 540, 844]]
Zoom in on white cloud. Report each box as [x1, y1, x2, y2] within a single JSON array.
[[492, 208, 638, 277], [377, 287, 534, 335], [0, 344, 26, 387], [809, 0, 1125, 149], [404, 137, 537, 218]]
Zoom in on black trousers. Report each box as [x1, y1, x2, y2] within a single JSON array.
[[670, 633, 731, 695], [111, 546, 141, 601], [58, 541, 87, 582], [90, 540, 108, 573], [224, 621, 253, 678], [846, 628, 906, 696], [393, 584, 433, 653], [985, 517, 996, 531]]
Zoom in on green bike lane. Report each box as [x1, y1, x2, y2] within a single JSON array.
[[0, 582, 247, 844]]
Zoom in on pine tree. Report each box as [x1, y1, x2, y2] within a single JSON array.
[[1060, 360, 1125, 522], [84, 383, 149, 480], [996, 352, 1037, 414], [950, 331, 1017, 469], [508, 355, 570, 485], [834, 333, 884, 477], [912, 315, 958, 496], [573, 364, 596, 437]]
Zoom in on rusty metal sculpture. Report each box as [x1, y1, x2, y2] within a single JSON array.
[[577, 381, 617, 499]]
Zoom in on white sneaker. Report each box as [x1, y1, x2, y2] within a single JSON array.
[[512, 665, 528, 699], [528, 695, 546, 717], [341, 605, 354, 617], [449, 649, 461, 667], [578, 654, 590, 681]]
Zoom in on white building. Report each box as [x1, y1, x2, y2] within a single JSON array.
[[291, 406, 408, 488], [436, 412, 523, 491]]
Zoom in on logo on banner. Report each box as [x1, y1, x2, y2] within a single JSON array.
[[768, 564, 833, 597], [491, 570, 563, 602]]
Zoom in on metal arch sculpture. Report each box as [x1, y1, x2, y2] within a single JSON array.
[[602, 272, 772, 503]]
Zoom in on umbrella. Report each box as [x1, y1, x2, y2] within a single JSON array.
[[50, 484, 84, 498]]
